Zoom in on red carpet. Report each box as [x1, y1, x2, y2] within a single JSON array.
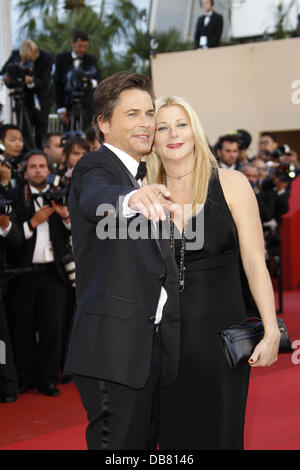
[[0, 289, 299, 450]]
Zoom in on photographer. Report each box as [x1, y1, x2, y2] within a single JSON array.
[[0, 40, 52, 150], [43, 132, 65, 169], [54, 30, 101, 131], [0, 200, 23, 403], [2, 150, 73, 397], [0, 124, 24, 191]]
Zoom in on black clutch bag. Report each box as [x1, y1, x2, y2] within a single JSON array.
[[218, 317, 293, 368]]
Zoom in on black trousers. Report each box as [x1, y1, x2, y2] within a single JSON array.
[[8, 264, 68, 387], [0, 288, 18, 393], [73, 327, 161, 450]]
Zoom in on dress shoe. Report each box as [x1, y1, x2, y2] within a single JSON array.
[[38, 384, 60, 397], [0, 386, 18, 403], [18, 384, 30, 394], [60, 375, 73, 384]]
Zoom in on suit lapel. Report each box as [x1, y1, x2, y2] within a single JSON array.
[[99, 145, 140, 190], [99, 145, 164, 258]]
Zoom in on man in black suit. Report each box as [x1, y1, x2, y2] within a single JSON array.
[[2, 151, 72, 396], [1, 40, 52, 149], [194, 0, 223, 49], [54, 30, 101, 131], [64, 72, 180, 450]]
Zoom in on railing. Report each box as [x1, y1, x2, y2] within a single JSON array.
[[48, 113, 60, 132]]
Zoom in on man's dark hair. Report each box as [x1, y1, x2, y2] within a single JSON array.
[[85, 126, 96, 143], [200, 0, 214, 6], [64, 136, 90, 159], [24, 149, 52, 171], [43, 132, 62, 148], [72, 30, 89, 43], [260, 132, 278, 143], [217, 134, 239, 151], [92, 71, 155, 143], [0, 124, 22, 141]]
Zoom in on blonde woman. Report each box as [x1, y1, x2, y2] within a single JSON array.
[[147, 96, 280, 450]]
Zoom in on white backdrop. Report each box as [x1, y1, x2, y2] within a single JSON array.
[[232, 0, 300, 38]]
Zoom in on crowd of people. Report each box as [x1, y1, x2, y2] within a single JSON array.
[[0, 123, 99, 403]]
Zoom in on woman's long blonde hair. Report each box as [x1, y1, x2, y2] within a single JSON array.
[[19, 40, 40, 63], [146, 96, 218, 214]]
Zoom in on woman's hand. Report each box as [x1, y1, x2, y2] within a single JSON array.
[[248, 330, 281, 367]]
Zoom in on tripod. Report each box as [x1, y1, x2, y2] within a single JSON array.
[[9, 88, 35, 149], [68, 90, 86, 132]]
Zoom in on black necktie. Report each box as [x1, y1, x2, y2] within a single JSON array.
[[135, 161, 147, 181]]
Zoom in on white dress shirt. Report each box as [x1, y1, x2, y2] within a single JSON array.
[[103, 143, 167, 324], [200, 10, 213, 48], [23, 185, 54, 263]]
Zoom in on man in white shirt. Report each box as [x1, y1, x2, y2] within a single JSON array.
[[194, 0, 223, 49]]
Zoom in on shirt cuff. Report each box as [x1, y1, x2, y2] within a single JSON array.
[[122, 190, 140, 218], [24, 221, 34, 240], [277, 189, 286, 196], [0, 221, 12, 237], [57, 107, 67, 114], [63, 220, 71, 230], [90, 79, 98, 88]]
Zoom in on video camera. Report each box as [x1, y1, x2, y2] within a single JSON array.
[[0, 198, 13, 215], [65, 65, 97, 97], [0, 145, 24, 186], [40, 170, 70, 206], [4, 60, 34, 89], [273, 162, 297, 182], [262, 144, 291, 160]]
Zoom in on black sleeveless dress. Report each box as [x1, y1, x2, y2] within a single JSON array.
[[159, 169, 251, 450]]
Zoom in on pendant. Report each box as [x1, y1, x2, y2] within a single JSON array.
[[176, 176, 182, 180]]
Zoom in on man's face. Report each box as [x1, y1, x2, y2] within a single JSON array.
[[243, 166, 259, 185], [1, 129, 24, 158], [202, 0, 213, 13], [44, 135, 64, 164], [258, 135, 278, 154], [253, 159, 267, 181], [24, 154, 50, 189], [98, 89, 155, 161], [71, 39, 89, 58], [218, 141, 239, 167], [67, 144, 87, 169]]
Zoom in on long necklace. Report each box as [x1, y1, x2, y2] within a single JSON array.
[[164, 174, 186, 292], [169, 217, 186, 292]]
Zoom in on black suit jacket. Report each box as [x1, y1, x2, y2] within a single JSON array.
[[53, 51, 101, 111], [0, 49, 52, 118], [194, 11, 223, 48], [4, 185, 72, 285], [64, 145, 180, 389]]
